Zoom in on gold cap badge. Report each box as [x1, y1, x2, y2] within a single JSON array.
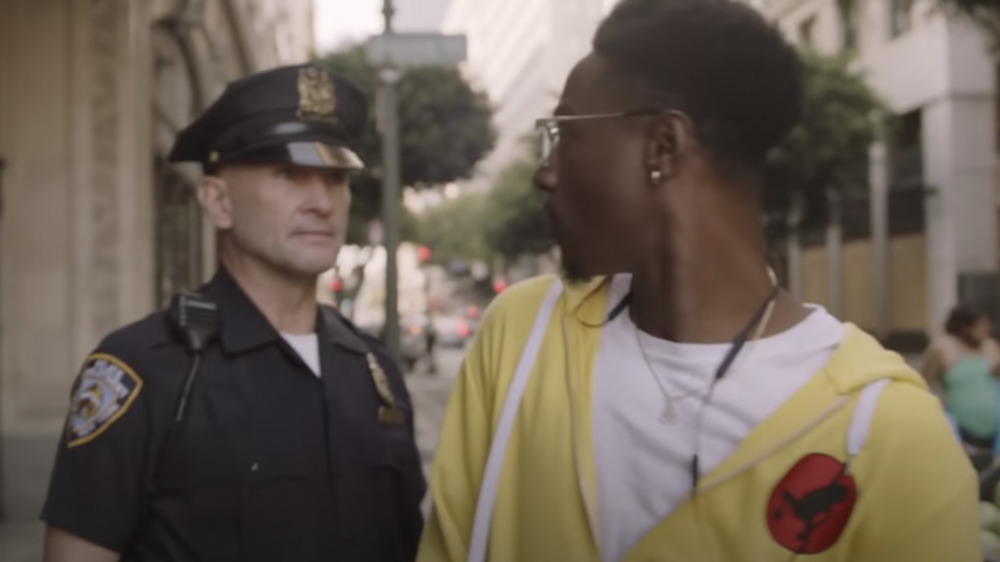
[[297, 67, 338, 123]]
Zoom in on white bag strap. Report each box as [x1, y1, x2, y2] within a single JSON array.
[[846, 379, 890, 457], [467, 279, 564, 562]]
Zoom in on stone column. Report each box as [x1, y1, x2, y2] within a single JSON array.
[[869, 141, 890, 340], [825, 189, 843, 318], [0, 0, 154, 519], [77, 0, 154, 349], [923, 94, 998, 336]]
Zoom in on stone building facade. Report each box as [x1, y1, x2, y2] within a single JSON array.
[[0, 0, 314, 520]]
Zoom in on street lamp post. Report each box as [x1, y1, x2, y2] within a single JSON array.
[[382, 0, 395, 32], [379, 0, 402, 360], [368, 1, 465, 361]]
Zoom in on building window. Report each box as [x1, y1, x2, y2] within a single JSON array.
[[890, 0, 913, 38], [889, 110, 923, 189], [887, 109, 925, 235], [837, 0, 858, 51], [799, 16, 817, 47]]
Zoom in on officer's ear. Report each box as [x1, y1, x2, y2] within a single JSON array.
[[197, 174, 234, 229]]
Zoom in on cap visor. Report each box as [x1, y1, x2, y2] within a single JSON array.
[[287, 142, 365, 170], [226, 142, 365, 170]]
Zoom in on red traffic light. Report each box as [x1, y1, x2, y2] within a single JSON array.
[[417, 245, 431, 262], [493, 278, 508, 294]]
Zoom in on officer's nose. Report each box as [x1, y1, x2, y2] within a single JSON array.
[[302, 170, 344, 216]]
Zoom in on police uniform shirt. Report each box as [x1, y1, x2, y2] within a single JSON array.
[[42, 268, 426, 561]]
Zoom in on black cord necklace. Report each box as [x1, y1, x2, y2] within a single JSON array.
[[608, 278, 782, 489]]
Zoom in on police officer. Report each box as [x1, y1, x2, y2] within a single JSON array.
[[41, 64, 425, 562]]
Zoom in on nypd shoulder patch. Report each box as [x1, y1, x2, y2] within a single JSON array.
[[66, 353, 143, 448]]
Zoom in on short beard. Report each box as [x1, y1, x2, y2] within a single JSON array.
[[560, 257, 593, 284]]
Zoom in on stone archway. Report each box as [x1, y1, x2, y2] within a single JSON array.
[[151, 22, 204, 308]]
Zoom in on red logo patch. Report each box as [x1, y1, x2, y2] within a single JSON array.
[[766, 453, 857, 554]]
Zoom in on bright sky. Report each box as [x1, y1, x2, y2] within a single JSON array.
[[313, 0, 383, 54]]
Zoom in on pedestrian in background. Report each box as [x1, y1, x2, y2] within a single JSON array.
[[426, 312, 439, 374], [922, 305, 1000, 450]]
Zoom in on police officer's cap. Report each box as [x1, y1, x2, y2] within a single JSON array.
[[168, 64, 368, 171]]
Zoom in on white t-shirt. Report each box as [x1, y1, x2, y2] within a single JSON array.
[[593, 274, 847, 562], [281, 332, 321, 377]]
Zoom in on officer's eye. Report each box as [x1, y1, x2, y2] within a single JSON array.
[[324, 170, 349, 186], [275, 166, 297, 180]]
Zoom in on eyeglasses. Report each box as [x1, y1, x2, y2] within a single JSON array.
[[534, 108, 663, 164]]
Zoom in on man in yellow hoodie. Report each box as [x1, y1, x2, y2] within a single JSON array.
[[418, 0, 981, 561]]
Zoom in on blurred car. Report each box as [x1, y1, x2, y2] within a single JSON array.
[[431, 315, 472, 348], [464, 305, 482, 337], [353, 316, 427, 373], [352, 312, 471, 370]]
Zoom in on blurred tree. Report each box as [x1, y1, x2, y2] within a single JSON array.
[[416, 53, 882, 267], [414, 190, 490, 266], [412, 156, 552, 270], [320, 47, 497, 245], [482, 159, 553, 261], [763, 51, 886, 238]]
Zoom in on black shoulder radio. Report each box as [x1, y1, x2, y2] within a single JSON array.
[[167, 291, 219, 425], [135, 292, 220, 543]]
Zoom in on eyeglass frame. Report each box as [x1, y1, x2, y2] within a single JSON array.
[[534, 108, 665, 164]]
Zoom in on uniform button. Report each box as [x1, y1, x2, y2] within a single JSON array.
[[251, 462, 259, 472]]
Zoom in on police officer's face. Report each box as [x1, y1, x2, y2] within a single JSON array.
[[200, 164, 351, 277]]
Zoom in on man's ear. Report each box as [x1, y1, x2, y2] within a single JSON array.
[[645, 110, 696, 183], [196, 174, 234, 229]]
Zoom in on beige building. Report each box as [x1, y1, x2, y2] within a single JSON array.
[[750, 0, 998, 347], [0, 0, 314, 520]]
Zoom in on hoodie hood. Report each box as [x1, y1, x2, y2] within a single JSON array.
[[558, 274, 927, 493]]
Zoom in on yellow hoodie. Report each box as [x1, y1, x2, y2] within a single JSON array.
[[418, 275, 981, 562]]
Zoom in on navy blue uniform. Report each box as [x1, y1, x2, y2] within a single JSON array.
[[43, 269, 425, 561]]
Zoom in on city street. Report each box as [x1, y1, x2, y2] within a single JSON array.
[[409, 347, 466, 515], [411, 347, 465, 473], [0, 347, 465, 561]]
